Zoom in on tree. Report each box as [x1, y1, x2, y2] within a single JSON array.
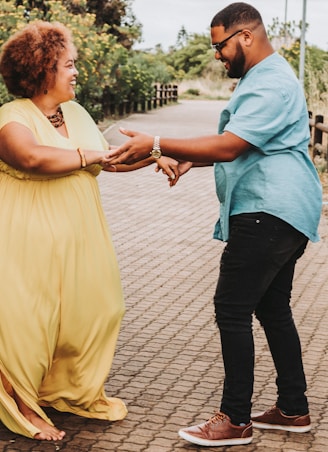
[[14, 0, 142, 48], [166, 33, 213, 79], [0, 0, 159, 120], [85, 0, 142, 49], [267, 17, 327, 111], [176, 26, 189, 48]]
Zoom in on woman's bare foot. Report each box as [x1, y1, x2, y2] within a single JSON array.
[[18, 400, 65, 441], [15, 400, 65, 441], [1, 372, 65, 440], [14, 389, 65, 440], [28, 413, 66, 441]]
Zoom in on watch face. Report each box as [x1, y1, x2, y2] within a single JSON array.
[[151, 149, 162, 159]]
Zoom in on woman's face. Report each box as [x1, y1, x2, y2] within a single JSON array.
[[50, 48, 78, 102]]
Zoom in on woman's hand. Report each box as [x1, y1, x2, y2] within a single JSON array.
[[156, 159, 194, 186], [155, 156, 181, 186], [176, 161, 193, 176], [98, 152, 114, 167], [102, 157, 154, 172]]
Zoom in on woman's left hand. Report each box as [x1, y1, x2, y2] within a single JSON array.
[[155, 156, 181, 186]]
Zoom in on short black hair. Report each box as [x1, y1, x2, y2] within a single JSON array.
[[211, 2, 263, 30]]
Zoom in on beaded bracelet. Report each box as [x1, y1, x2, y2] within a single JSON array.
[[77, 147, 87, 168]]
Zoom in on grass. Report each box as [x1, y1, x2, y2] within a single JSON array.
[[178, 77, 237, 100]]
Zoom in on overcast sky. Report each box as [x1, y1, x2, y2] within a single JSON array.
[[132, 0, 327, 51]]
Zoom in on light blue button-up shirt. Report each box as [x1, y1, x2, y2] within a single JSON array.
[[213, 52, 322, 242]]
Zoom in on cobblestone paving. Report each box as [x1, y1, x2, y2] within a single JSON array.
[[1, 101, 327, 451]]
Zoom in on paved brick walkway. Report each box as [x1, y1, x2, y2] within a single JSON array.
[[1, 100, 327, 451]]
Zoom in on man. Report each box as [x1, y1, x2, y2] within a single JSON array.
[[108, 2, 322, 447]]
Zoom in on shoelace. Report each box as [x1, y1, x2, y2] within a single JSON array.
[[206, 411, 227, 425]]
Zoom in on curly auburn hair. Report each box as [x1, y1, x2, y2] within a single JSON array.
[[0, 20, 77, 98]]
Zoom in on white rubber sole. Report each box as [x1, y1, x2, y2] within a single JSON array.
[[252, 421, 311, 433], [178, 429, 253, 447]]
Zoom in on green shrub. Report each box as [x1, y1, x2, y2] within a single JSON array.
[[185, 88, 200, 96], [0, 1, 163, 121]]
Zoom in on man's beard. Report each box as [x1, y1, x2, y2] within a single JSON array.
[[227, 43, 245, 78]]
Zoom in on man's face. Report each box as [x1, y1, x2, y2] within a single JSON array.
[[211, 26, 246, 78]]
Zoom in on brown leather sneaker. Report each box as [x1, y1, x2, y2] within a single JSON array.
[[178, 412, 253, 447], [251, 405, 311, 433]]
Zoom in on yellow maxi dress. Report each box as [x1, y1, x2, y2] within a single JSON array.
[[0, 99, 127, 438]]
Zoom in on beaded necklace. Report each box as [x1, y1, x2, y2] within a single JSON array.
[[46, 107, 65, 128]]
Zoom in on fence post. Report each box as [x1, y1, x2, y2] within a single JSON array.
[[167, 84, 172, 102], [140, 99, 146, 113], [147, 96, 152, 111], [102, 85, 115, 117], [159, 85, 164, 107], [163, 84, 168, 105], [173, 85, 178, 102], [133, 99, 139, 113], [314, 115, 323, 145], [153, 84, 158, 109], [313, 115, 324, 159], [100, 83, 179, 119]]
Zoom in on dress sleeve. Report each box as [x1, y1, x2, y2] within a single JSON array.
[[0, 102, 32, 129]]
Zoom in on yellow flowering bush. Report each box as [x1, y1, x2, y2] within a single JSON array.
[[0, 1, 157, 120]]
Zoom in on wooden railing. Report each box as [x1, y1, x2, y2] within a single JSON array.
[[101, 83, 178, 118], [309, 112, 328, 169]]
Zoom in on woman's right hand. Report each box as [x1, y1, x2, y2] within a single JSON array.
[[97, 151, 113, 167]]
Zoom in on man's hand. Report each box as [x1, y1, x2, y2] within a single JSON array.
[[108, 127, 153, 164]]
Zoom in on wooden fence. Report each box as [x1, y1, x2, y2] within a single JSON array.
[[309, 112, 328, 170], [101, 83, 178, 118]]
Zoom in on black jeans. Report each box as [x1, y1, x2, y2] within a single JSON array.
[[214, 212, 309, 425]]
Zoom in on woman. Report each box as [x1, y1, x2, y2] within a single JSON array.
[[0, 21, 179, 441]]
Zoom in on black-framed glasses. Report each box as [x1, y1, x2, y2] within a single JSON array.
[[212, 29, 243, 53]]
